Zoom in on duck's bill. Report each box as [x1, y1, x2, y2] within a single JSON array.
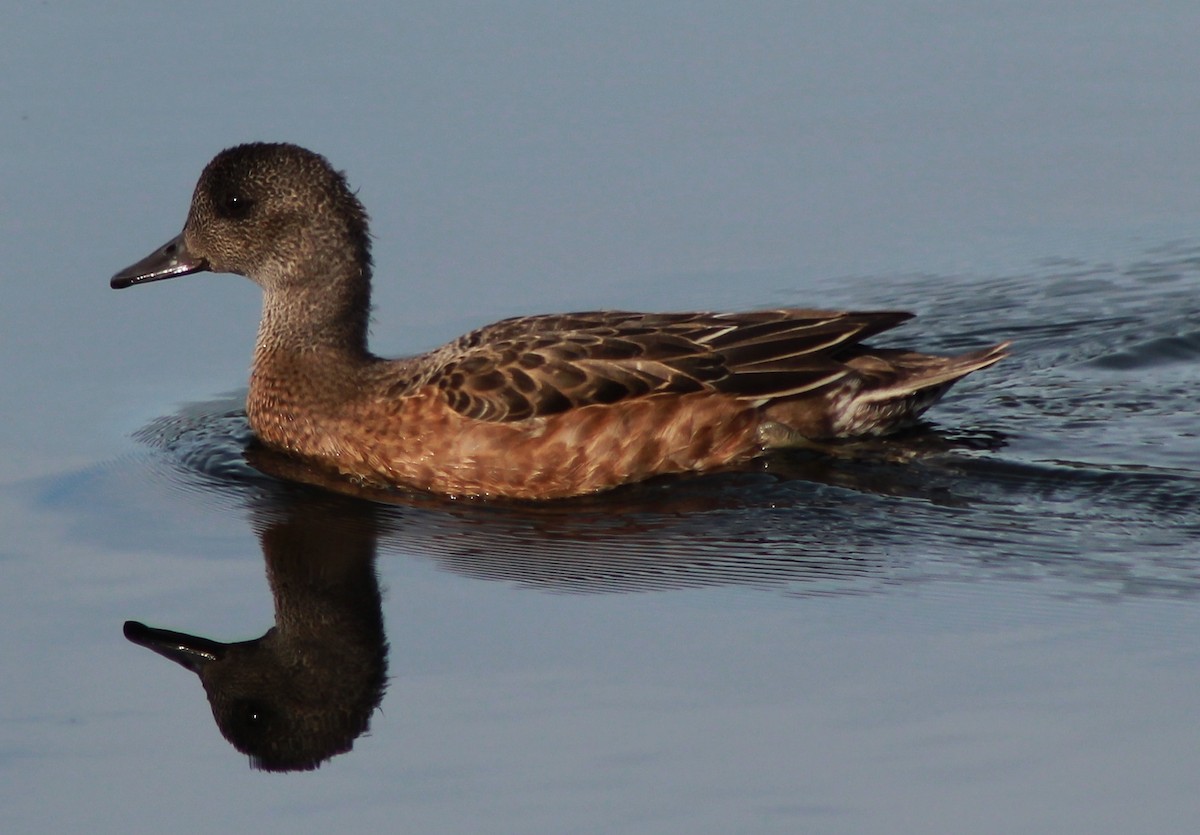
[[110, 233, 210, 289], [124, 620, 228, 672]]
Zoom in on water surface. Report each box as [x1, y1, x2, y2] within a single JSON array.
[[3, 3, 1200, 833]]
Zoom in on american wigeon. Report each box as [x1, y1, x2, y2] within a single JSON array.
[[111, 143, 1007, 499]]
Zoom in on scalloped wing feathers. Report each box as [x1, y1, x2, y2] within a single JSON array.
[[422, 309, 920, 423]]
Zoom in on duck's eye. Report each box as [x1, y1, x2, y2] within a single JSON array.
[[217, 192, 255, 220]]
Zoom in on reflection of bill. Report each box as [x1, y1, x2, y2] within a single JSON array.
[[125, 491, 387, 772]]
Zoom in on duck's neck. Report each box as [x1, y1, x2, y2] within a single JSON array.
[[254, 265, 375, 366], [258, 505, 385, 647]]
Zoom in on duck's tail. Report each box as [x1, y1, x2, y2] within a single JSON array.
[[759, 341, 1010, 443]]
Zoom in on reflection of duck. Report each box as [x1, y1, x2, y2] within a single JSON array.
[[110, 142, 1007, 499], [126, 491, 387, 772]]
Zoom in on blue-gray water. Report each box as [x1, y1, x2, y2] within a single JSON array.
[[3, 3, 1200, 833]]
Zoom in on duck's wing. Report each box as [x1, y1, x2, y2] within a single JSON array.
[[420, 309, 914, 422]]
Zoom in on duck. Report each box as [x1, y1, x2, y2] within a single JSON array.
[[110, 142, 1008, 500]]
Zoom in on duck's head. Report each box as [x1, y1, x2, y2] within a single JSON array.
[[111, 142, 371, 293]]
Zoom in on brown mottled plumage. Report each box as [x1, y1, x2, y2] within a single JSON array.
[[111, 142, 1008, 499]]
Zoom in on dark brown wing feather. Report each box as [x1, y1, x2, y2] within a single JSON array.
[[421, 309, 914, 422]]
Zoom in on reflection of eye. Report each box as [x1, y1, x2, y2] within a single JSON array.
[[218, 193, 255, 220], [230, 698, 274, 735]]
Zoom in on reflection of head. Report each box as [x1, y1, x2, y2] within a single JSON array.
[[126, 490, 388, 772], [126, 621, 386, 771]]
